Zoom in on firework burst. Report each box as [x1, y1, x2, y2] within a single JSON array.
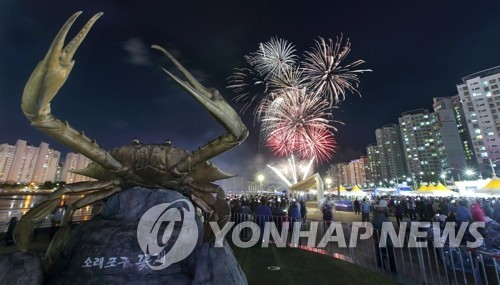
[[227, 35, 369, 164], [253, 37, 297, 79], [227, 56, 269, 114], [260, 88, 337, 162], [302, 35, 371, 104]]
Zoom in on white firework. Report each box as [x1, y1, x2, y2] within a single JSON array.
[[302, 35, 371, 105], [253, 37, 297, 79]]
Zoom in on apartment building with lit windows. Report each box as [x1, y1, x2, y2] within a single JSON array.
[[348, 156, 370, 186], [60, 152, 95, 183], [450, 95, 476, 164], [375, 124, 407, 181], [457, 66, 500, 175], [399, 109, 441, 179], [432, 97, 468, 179], [366, 144, 382, 183], [0, 140, 60, 184]]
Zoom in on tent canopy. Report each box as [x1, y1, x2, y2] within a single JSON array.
[[347, 185, 366, 196], [476, 177, 500, 195], [417, 185, 429, 191], [289, 174, 318, 191], [417, 182, 456, 196]]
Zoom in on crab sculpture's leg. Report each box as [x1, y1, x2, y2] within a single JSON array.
[[21, 12, 124, 173], [13, 180, 117, 252], [44, 186, 121, 272], [152, 46, 248, 236], [188, 183, 230, 240]]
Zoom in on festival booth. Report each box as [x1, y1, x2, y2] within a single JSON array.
[[374, 187, 397, 196], [416, 182, 458, 197], [345, 185, 366, 197], [289, 173, 325, 206], [332, 185, 354, 211], [476, 177, 500, 196]]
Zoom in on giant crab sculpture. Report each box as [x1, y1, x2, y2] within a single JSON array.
[[13, 12, 248, 269]]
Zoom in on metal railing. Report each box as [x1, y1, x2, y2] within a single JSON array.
[[0, 207, 96, 233], [228, 212, 500, 285]]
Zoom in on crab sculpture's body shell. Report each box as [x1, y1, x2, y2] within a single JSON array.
[[83, 143, 233, 190]]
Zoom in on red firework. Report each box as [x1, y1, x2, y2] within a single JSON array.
[[267, 124, 336, 162]]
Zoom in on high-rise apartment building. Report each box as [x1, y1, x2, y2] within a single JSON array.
[[348, 156, 370, 186], [329, 162, 349, 189], [457, 67, 500, 175], [375, 124, 407, 181], [0, 140, 60, 184], [60, 152, 95, 183], [432, 97, 468, 179], [450, 95, 476, 164], [366, 144, 382, 183], [399, 109, 440, 179]]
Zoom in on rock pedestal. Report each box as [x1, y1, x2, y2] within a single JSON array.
[[2, 188, 247, 285], [0, 252, 44, 285]]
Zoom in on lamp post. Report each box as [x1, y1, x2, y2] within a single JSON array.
[[489, 158, 500, 177], [257, 174, 264, 192]]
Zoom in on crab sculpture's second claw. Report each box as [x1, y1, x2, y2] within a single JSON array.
[[151, 45, 248, 175]]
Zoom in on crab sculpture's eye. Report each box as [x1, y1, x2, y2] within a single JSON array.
[[163, 140, 172, 146], [132, 138, 140, 145]]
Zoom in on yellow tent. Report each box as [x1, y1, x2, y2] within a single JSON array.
[[335, 185, 348, 195], [427, 183, 438, 191], [417, 185, 429, 191], [435, 182, 448, 190], [476, 177, 500, 196], [418, 182, 458, 197], [347, 185, 366, 197]]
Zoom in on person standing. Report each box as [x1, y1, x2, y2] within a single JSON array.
[[361, 198, 371, 222], [354, 198, 361, 215], [288, 201, 301, 232], [300, 200, 307, 221], [394, 201, 403, 228], [322, 203, 334, 234], [255, 199, 272, 242], [372, 207, 397, 273]]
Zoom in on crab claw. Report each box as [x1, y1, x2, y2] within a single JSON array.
[[151, 45, 248, 142], [19, 12, 122, 172], [22, 11, 103, 120]]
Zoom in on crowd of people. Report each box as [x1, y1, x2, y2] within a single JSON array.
[[348, 195, 500, 250], [226, 193, 500, 249]]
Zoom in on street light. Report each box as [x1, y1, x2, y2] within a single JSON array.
[[324, 177, 332, 193], [257, 174, 264, 192], [440, 173, 446, 185], [489, 158, 500, 177], [464, 169, 475, 181], [325, 177, 332, 186]]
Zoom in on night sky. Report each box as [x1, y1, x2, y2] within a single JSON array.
[[2, 1, 500, 181]]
